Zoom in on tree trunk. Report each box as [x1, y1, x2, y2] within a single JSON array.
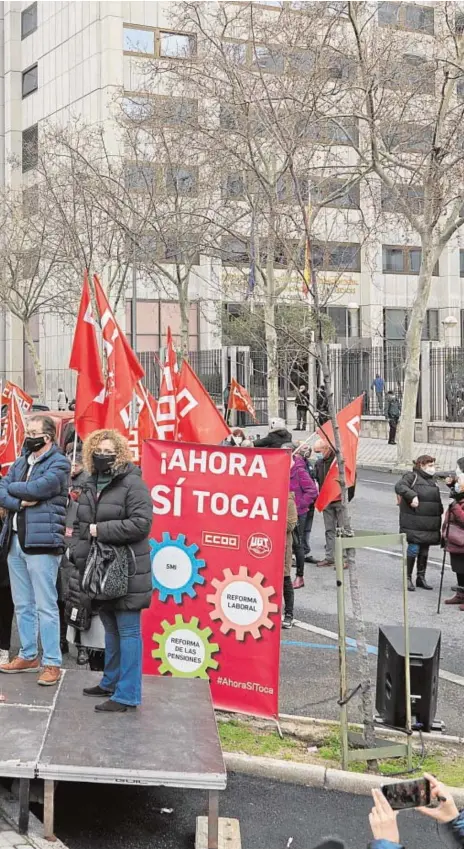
[[317, 335, 377, 767], [397, 244, 435, 465], [23, 318, 45, 403], [264, 210, 279, 420], [177, 272, 190, 360]]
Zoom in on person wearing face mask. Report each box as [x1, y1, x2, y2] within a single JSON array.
[[0, 416, 70, 685], [71, 429, 152, 713], [442, 457, 464, 609], [221, 428, 252, 448], [395, 455, 443, 592]]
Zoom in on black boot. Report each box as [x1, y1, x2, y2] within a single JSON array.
[[282, 576, 294, 629], [416, 555, 433, 590], [407, 556, 416, 592]]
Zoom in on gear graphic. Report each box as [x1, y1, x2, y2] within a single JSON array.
[[207, 566, 278, 641], [152, 614, 220, 678], [149, 532, 206, 603]]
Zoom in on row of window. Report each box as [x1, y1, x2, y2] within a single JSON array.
[[221, 238, 442, 276]]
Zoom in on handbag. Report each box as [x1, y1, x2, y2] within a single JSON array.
[[82, 540, 136, 601], [443, 508, 464, 551], [396, 473, 417, 507]]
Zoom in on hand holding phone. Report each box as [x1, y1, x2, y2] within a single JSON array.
[[416, 773, 459, 823], [370, 789, 400, 844]]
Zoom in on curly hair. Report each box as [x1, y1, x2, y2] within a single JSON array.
[[82, 429, 132, 475]]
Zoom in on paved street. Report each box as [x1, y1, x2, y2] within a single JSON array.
[[52, 772, 439, 849], [280, 468, 464, 734]]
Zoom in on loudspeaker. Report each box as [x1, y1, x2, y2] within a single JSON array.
[[376, 625, 441, 732]]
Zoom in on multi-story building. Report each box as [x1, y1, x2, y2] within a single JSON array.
[[0, 0, 462, 408]]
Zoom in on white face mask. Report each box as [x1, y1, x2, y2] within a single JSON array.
[[423, 465, 436, 476], [234, 436, 243, 446]]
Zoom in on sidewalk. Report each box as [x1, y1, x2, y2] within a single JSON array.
[[0, 820, 30, 849], [358, 436, 462, 473]]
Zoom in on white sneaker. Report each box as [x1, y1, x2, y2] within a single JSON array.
[[0, 649, 9, 666]]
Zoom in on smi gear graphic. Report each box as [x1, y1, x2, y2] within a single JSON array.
[[152, 614, 220, 679], [207, 565, 278, 641], [149, 532, 206, 603]]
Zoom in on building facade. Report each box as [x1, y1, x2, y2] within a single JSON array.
[[0, 0, 463, 405]]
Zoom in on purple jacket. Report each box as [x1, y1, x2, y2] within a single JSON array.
[[290, 455, 318, 516]]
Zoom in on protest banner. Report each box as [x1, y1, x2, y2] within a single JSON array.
[[142, 440, 290, 718]]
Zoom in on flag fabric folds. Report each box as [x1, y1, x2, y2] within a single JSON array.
[[227, 377, 257, 420], [315, 395, 363, 512], [93, 275, 144, 435], [177, 359, 231, 444], [0, 391, 25, 469], [69, 272, 106, 439]]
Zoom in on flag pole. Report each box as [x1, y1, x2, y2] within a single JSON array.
[[11, 391, 18, 460], [137, 381, 158, 431]]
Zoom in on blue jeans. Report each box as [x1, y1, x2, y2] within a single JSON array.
[[8, 534, 62, 667], [99, 608, 142, 706]]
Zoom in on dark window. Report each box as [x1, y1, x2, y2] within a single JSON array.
[[383, 245, 439, 275], [21, 249, 39, 279], [220, 104, 239, 130], [288, 48, 315, 74], [252, 45, 284, 74], [21, 2, 37, 39], [312, 178, 360, 209], [222, 41, 247, 65], [378, 2, 434, 34], [165, 166, 198, 196], [22, 186, 39, 216], [386, 53, 435, 94], [297, 116, 359, 146], [276, 174, 308, 203], [381, 184, 424, 215], [22, 125, 38, 173], [460, 250, 464, 277], [324, 50, 356, 81], [124, 162, 156, 190], [223, 172, 246, 199], [312, 241, 361, 272], [221, 236, 250, 265], [424, 309, 439, 341], [22, 64, 38, 98], [382, 121, 433, 153], [384, 308, 408, 340], [159, 32, 196, 59], [158, 96, 198, 127], [327, 307, 348, 337], [162, 237, 199, 265]]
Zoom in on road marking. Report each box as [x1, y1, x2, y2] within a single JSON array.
[[359, 479, 395, 486], [364, 546, 447, 569], [293, 620, 464, 687]]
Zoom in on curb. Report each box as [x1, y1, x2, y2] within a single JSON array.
[[224, 753, 464, 804], [0, 785, 69, 849], [358, 463, 456, 476], [277, 714, 464, 747]]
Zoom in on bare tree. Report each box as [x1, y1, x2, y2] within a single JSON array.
[[347, 1, 464, 463], [0, 186, 80, 400]]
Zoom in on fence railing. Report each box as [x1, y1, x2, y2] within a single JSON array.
[[430, 347, 464, 422]]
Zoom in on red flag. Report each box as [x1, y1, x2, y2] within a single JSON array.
[[93, 275, 144, 435], [2, 382, 33, 416], [315, 395, 363, 512], [155, 328, 179, 440], [177, 359, 231, 444], [0, 392, 25, 469], [227, 377, 257, 421], [69, 272, 106, 439], [137, 388, 158, 452]]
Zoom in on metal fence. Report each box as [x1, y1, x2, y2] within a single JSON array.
[[430, 347, 464, 422], [327, 343, 421, 417]]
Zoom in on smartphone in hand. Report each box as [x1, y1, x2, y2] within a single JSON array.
[[381, 778, 431, 810]]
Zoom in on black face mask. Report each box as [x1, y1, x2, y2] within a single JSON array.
[[92, 453, 116, 474], [24, 435, 47, 454]]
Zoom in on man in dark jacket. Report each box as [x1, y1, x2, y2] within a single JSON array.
[[0, 416, 70, 685], [314, 438, 355, 569], [294, 383, 310, 431], [386, 391, 401, 445], [254, 418, 292, 448]]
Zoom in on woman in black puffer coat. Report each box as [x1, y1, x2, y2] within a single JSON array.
[[72, 429, 152, 713], [395, 454, 443, 593]]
